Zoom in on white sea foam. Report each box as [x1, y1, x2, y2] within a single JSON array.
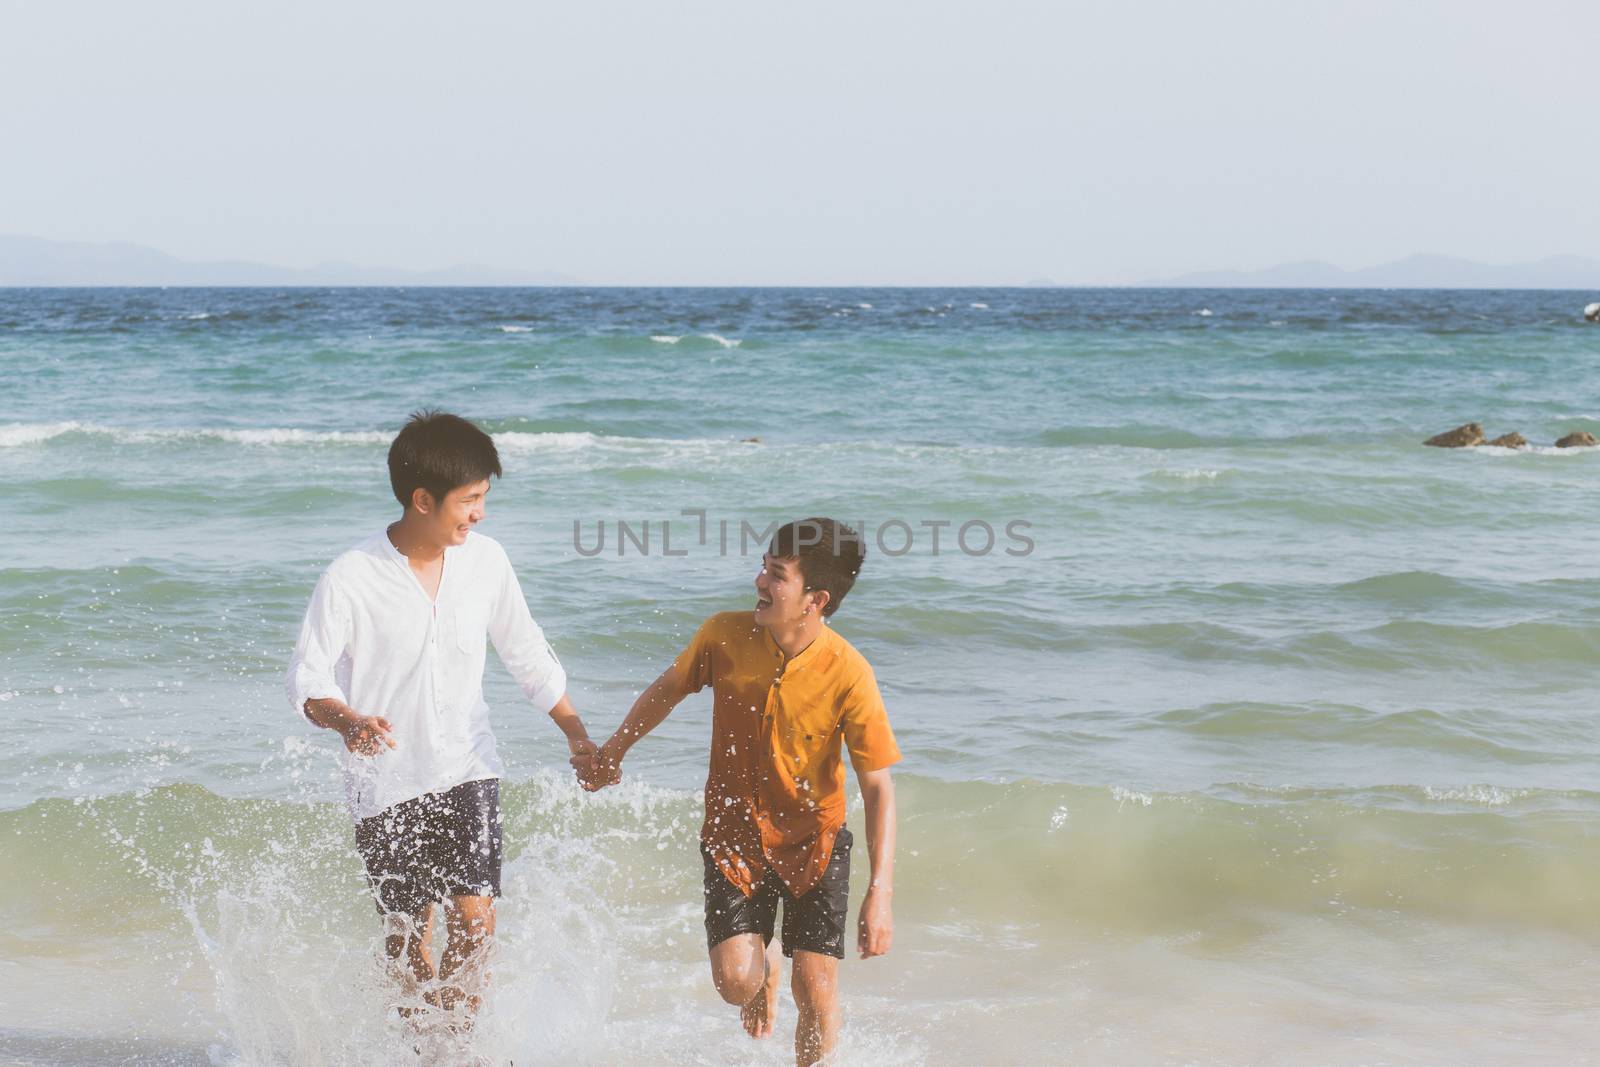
[[0, 421, 788, 457], [1150, 468, 1224, 482], [857, 302, 873, 310], [0, 422, 389, 448], [1421, 785, 1529, 806], [0, 421, 86, 447], [1111, 786, 1154, 808], [215, 428, 392, 446], [173, 779, 623, 1066], [0, 425, 1075, 468], [183, 312, 212, 320], [492, 431, 610, 454], [700, 333, 741, 349], [970, 302, 989, 310], [1474, 444, 1598, 457], [649, 335, 681, 344], [492, 431, 779, 462], [498, 325, 535, 333]]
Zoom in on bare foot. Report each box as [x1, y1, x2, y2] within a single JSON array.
[[740, 942, 781, 1039]]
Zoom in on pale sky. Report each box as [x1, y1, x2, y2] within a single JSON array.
[[1, 0, 1594, 284]]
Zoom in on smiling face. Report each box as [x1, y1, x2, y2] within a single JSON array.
[[753, 552, 828, 628], [414, 478, 490, 547]]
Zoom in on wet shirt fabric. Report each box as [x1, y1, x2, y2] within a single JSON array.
[[667, 611, 900, 898], [286, 529, 567, 821]]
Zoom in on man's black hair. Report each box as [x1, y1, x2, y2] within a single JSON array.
[[387, 409, 502, 508], [769, 517, 866, 618]]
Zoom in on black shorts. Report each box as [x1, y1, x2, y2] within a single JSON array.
[[702, 828, 852, 960], [354, 778, 502, 915]]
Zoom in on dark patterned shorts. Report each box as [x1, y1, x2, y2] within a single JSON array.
[[702, 828, 852, 959], [355, 778, 501, 915]]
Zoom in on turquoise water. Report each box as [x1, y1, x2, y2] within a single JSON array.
[[3, 287, 1600, 1065]]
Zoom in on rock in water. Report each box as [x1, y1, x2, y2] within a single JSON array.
[[1424, 422, 1485, 448], [1555, 431, 1598, 448], [1486, 433, 1528, 449], [1586, 302, 1600, 322]]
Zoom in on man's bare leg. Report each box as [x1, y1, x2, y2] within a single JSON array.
[[740, 938, 782, 1038], [708, 932, 780, 1038], [791, 949, 840, 1067], [382, 905, 436, 1018], [435, 894, 496, 1027]]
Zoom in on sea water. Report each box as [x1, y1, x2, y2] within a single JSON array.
[[2, 287, 1599, 1065]]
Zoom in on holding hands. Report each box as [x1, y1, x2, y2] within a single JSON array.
[[548, 693, 619, 792], [568, 673, 671, 792], [570, 738, 623, 792]]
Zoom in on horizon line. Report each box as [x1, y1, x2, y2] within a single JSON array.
[[3, 283, 1600, 292]]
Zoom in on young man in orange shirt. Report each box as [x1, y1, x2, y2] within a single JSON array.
[[585, 517, 899, 1066]]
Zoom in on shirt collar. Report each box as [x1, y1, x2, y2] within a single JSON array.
[[378, 526, 456, 602], [761, 620, 836, 670]]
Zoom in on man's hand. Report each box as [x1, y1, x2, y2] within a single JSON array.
[[339, 714, 396, 756], [857, 885, 893, 958], [573, 739, 623, 792], [594, 741, 623, 788], [569, 738, 601, 790], [304, 698, 396, 756]]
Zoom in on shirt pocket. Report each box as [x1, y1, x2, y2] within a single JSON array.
[[455, 605, 487, 656], [776, 705, 840, 779]]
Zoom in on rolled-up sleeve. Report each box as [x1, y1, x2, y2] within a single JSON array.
[[487, 549, 568, 713], [286, 571, 352, 721]]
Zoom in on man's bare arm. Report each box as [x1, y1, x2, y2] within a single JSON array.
[[547, 691, 603, 786], [856, 766, 896, 958], [583, 669, 688, 789]]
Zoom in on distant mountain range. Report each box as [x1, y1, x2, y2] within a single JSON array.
[[2, 234, 1597, 289], [1142, 254, 1600, 289], [0, 235, 578, 286]]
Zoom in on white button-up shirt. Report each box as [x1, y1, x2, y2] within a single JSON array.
[[286, 528, 567, 822]]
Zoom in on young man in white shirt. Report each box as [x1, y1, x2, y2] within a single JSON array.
[[287, 409, 600, 1026]]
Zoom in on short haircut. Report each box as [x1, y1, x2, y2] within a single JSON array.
[[769, 518, 866, 618], [387, 409, 502, 508]]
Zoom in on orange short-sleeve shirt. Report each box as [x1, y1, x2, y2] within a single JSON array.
[[666, 611, 900, 898]]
